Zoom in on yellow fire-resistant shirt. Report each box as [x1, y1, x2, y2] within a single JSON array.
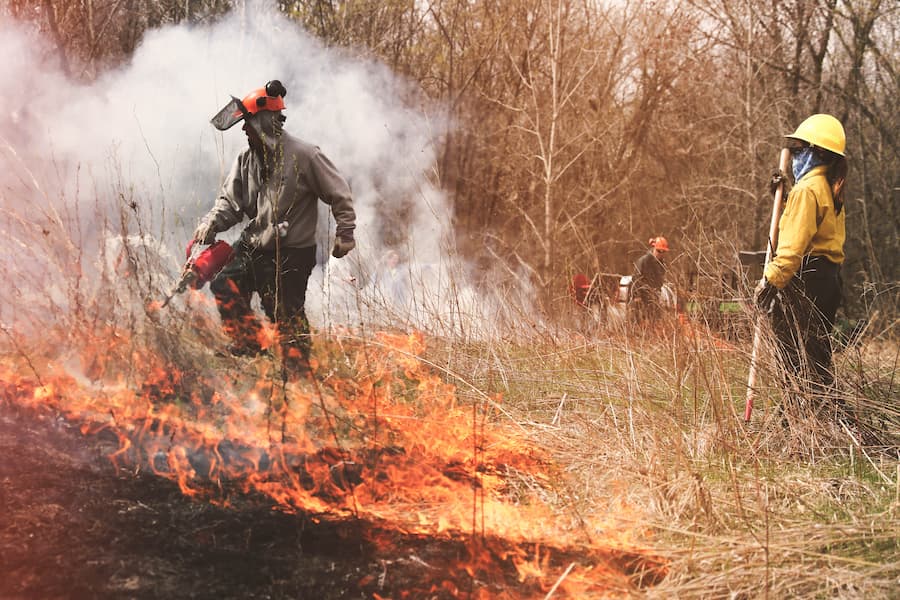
[[764, 165, 845, 289]]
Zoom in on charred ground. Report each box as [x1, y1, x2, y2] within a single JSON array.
[[0, 405, 665, 599], [1, 406, 374, 599]]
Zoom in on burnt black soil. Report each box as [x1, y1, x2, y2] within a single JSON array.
[[0, 406, 666, 599]]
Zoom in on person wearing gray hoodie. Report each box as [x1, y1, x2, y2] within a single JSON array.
[[194, 80, 356, 378]]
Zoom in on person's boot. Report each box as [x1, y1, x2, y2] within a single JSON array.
[[283, 354, 311, 381], [219, 315, 265, 358]]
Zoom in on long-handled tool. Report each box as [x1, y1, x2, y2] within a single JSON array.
[[744, 148, 792, 421], [161, 239, 235, 307]]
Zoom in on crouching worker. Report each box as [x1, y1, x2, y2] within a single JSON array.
[[194, 80, 357, 379], [755, 114, 847, 399]]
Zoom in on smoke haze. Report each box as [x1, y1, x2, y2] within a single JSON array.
[[0, 6, 532, 340]]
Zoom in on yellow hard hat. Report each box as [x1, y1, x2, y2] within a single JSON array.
[[785, 113, 846, 156]]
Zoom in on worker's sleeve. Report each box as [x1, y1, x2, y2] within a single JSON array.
[[308, 148, 355, 236], [763, 187, 818, 289], [202, 156, 247, 233]]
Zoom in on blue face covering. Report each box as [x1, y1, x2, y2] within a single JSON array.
[[792, 146, 825, 181]]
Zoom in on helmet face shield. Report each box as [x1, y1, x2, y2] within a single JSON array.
[[210, 82, 287, 132], [210, 96, 248, 131]]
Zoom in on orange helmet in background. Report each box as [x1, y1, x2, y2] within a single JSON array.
[[649, 236, 670, 252]]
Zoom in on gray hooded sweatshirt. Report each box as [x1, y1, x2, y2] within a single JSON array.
[[201, 117, 355, 251]]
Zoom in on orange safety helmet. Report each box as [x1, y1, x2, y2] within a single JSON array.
[[210, 80, 287, 131], [239, 81, 286, 116], [649, 236, 669, 252]]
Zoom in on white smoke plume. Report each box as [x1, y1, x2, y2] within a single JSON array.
[[0, 6, 534, 342]]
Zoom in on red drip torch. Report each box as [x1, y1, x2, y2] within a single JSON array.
[[161, 239, 235, 307]]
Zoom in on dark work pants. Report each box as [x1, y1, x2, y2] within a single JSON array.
[[629, 286, 661, 327], [770, 256, 841, 389], [210, 243, 317, 364]]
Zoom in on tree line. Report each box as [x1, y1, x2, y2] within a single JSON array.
[[6, 0, 897, 318]]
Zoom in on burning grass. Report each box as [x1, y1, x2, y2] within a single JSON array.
[[0, 313, 669, 597], [4, 302, 897, 598], [0, 195, 896, 597]]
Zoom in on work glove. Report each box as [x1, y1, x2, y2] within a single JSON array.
[[332, 231, 356, 259], [754, 278, 778, 311], [192, 221, 217, 245], [769, 169, 787, 196]]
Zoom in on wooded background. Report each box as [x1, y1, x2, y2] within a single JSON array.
[[4, 0, 897, 319]]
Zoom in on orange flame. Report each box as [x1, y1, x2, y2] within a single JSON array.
[[0, 325, 665, 595]]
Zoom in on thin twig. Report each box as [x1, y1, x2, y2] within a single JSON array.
[[0, 324, 44, 388], [544, 562, 576, 599]]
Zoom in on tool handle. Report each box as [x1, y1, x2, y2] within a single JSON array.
[[763, 148, 792, 266], [745, 148, 791, 422]]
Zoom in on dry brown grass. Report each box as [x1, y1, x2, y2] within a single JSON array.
[[424, 313, 899, 598]]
